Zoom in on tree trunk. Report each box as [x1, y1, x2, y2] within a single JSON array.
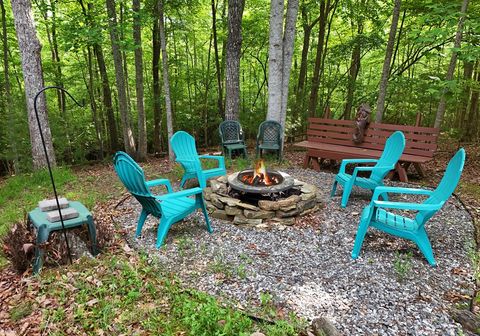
[[212, 0, 224, 119], [465, 61, 479, 140], [458, 60, 474, 129], [11, 0, 56, 169], [434, 0, 469, 129], [158, 0, 174, 160], [1, 0, 19, 173], [106, 0, 136, 155], [152, 0, 162, 154], [375, 0, 401, 122], [344, 23, 362, 120], [133, 0, 147, 161], [224, 0, 245, 121], [267, 0, 299, 130], [307, 0, 328, 118]]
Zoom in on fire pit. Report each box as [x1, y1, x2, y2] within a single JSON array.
[[228, 160, 294, 196], [203, 161, 323, 227]]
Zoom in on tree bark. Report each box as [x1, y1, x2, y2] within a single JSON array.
[[375, 0, 401, 122], [133, 0, 147, 161], [344, 23, 362, 120], [158, 0, 174, 160], [458, 60, 474, 129], [307, 0, 328, 117], [434, 0, 469, 129], [11, 0, 56, 169], [152, 0, 162, 154], [224, 0, 245, 121], [212, 0, 224, 119], [106, 0, 136, 155], [465, 61, 479, 140]]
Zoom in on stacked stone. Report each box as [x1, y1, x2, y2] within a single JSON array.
[[204, 176, 323, 227]]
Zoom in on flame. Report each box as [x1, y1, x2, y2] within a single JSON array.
[[241, 160, 273, 186]]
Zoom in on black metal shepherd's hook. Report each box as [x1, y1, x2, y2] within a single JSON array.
[[33, 86, 84, 265]]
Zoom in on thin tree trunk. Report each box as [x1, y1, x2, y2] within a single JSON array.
[[158, 0, 174, 160], [133, 0, 147, 161], [152, 0, 162, 154], [434, 0, 469, 128], [458, 60, 474, 129], [106, 0, 136, 155], [11, 0, 56, 169], [224, 0, 245, 121], [1, 0, 19, 173], [375, 0, 401, 122], [307, 0, 328, 117], [344, 23, 362, 120], [212, 0, 224, 119], [465, 61, 479, 140]]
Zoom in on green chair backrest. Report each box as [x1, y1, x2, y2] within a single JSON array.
[[170, 131, 206, 188], [417, 148, 466, 224], [113, 151, 161, 215], [219, 120, 243, 144], [258, 120, 282, 145], [370, 131, 406, 182]]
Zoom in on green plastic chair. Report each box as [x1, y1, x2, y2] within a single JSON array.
[[256, 120, 283, 160], [219, 120, 248, 159], [113, 151, 212, 248], [330, 131, 406, 208], [352, 148, 466, 266], [170, 131, 226, 188]]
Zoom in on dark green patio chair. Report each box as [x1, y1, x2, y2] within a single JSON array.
[[219, 120, 248, 159], [256, 120, 283, 160]]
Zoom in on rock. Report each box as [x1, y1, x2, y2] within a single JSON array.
[[276, 208, 300, 218], [311, 317, 339, 336], [256, 223, 270, 229], [217, 175, 228, 183], [258, 195, 301, 211], [237, 202, 260, 211], [233, 215, 262, 226], [203, 187, 212, 201], [206, 203, 217, 213], [218, 196, 241, 207], [271, 217, 295, 226], [210, 209, 231, 220], [293, 179, 306, 186], [279, 204, 297, 212], [210, 180, 227, 194], [298, 198, 317, 212], [301, 184, 318, 194], [301, 191, 317, 201], [209, 195, 224, 209], [450, 308, 480, 334], [244, 209, 275, 219], [300, 205, 319, 216], [225, 206, 242, 216]]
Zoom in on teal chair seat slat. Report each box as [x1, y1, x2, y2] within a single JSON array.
[[113, 151, 213, 248], [352, 148, 466, 266], [171, 131, 227, 188], [331, 131, 406, 208]]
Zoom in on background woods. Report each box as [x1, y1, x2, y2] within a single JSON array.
[[0, 0, 479, 173]]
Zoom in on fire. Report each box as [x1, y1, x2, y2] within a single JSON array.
[[241, 160, 274, 186]]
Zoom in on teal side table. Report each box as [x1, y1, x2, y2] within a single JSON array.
[[28, 201, 98, 274]]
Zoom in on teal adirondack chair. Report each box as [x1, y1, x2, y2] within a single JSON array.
[[219, 120, 248, 159], [330, 131, 406, 208], [113, 151, 212, 248], [352, 148, 466, 266], [256, 120, 283, 160], [170, 131, 227, 188]]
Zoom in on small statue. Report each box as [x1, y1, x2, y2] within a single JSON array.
[[352, 103, 371, 144]]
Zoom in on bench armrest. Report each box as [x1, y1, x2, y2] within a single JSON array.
[[156, 187, 203, 201], [373, 200, 443, 211], [146, 179, 173, 193]]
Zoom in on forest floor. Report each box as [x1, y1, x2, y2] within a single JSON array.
[[0, 140, 479, 335]]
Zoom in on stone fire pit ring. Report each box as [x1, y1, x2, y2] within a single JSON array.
[[228, 170, 295, 194]]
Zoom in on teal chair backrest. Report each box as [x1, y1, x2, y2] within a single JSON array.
[[170, 131, 206, 187], [219, 120, 243, 144], [417, 148, 466, 224], [113, 151, 161, 215], [258, 120, 282, 145], [370, 131, 406, 182]]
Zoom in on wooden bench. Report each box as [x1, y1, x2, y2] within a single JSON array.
[[294, 118, 439, 182]]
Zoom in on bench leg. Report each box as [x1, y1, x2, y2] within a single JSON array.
[[395, 163, 408, 183], [86, 215, 99, 256], [303, 154, 311, 169], [311, 158, 321, 171], [413, 163, 426, 177]]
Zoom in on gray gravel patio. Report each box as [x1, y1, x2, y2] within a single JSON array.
[[114, 168, 475, 336]]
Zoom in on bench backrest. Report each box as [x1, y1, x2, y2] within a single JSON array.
[[306, 118, 439, 158]]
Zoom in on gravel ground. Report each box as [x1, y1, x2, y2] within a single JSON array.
[[114, 169, 474, 336]]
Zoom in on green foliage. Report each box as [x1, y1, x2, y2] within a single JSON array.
[[393, 251, 413, 282]]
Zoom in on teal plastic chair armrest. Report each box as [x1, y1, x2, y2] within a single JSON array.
[[373, 200, 443, 211], [339, 159, 378, 173], [372, 186, 434, 200], [146, 179, 173, 193], [157, 187, 203, 200]]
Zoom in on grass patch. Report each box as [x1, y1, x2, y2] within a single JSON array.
[[30, 252, 305, 335], [10, 302, 33, 322]]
